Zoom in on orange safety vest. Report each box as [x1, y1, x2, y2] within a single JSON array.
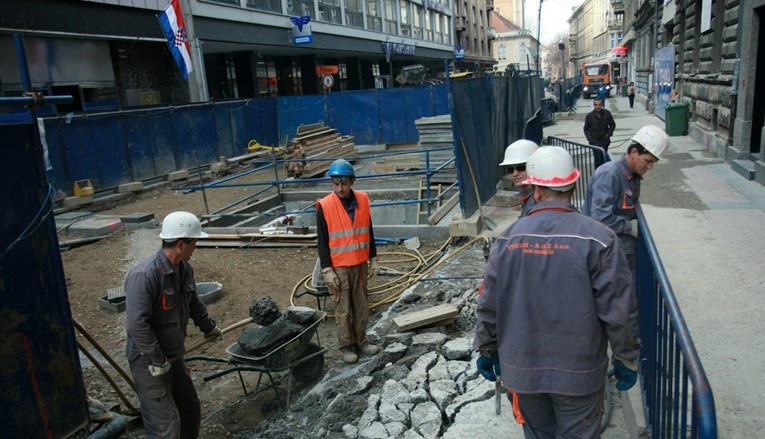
[[318, 191, 371, 267]]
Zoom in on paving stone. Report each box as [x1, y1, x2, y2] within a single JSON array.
[[165, 170, 189, 181], [68, 217, 124, 237], [446, 360, 470, 380], [116, 182, 144, 193], [443, 337, 472, 361], [445, 379, 495, 420], [409, 388, 430, 405], [342, 424, 358, 439], [429, 379, 459, 412], [357, 394, 380, 431], [410, 401, 442, 439], [379, 401, 407, 424], [354, 376, 374, 394], [61, 195, 93, 208], [384, 421, 407, 438], [381, 380, 411, 405], [359, 421, 388, 439], [119, 212, 154, 223], [402, 351, 437, 391], [411, 332, 448, 350], [402, 430, 425, 439], [428, 355, 449, 382]]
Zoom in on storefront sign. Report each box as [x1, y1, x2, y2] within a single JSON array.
[[382, 42, 416, 63], [316, 65, 340, 75], [455, 45, 465, 59], [290, 16, 312, 45]]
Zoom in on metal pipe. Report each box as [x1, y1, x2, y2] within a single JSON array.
[[76, 340, 139, 414], [85, 412, 128, 439], [73, 319, 135, 391]]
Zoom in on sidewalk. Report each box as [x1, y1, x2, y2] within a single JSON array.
[[546, 94, 764, 438]]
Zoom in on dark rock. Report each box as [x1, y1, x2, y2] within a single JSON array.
[[403, 293, 422, 304], [286, 306, 315, 324], [248, 296, 281, 326], [238, 318, 304, 356]]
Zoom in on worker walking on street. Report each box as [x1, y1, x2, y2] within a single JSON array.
[[583, 98, 615, 168], [474, 147, 641, 439], [582, 125, 669, 272], [317, 159, 381, 364], [500, 139, 539, 217], [125, 211, 223, 438]]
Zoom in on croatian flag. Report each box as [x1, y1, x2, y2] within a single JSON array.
[[158, 0, 193, 79]]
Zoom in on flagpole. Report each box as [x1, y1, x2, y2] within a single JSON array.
[[179, 0, 205, 102]]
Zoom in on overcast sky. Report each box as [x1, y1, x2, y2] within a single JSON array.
[[524, 0, 584, 45]]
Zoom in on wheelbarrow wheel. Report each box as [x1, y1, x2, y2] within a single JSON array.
[[292, 342, 324, 383]]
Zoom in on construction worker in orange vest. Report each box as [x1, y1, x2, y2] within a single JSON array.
[[317, 159, 382, 364]]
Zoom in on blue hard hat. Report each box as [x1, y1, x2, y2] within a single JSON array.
[[328, 159, 355, 177]]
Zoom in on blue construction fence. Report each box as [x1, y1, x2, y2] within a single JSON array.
[[40, 85, 448, 199], [451, 75, 545, 218], [636, 206, 718, 438]]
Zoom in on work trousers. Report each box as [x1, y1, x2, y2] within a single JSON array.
[[331, 263, 370, 349], [129, 354, 201, 439], [516, 387, 604, 439]]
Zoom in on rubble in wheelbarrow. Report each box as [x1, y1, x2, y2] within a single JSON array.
[[238, 318, 306, 356], [249, 295, 282, 326], [232, 242, 521, 439], [240, 301, 321, 356]]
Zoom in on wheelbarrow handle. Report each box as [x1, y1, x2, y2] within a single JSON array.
[[173, 317, 255, 362]]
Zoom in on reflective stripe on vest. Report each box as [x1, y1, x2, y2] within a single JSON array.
[[318, 191, 371, 267]]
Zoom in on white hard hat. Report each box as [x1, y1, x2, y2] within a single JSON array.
[[159, 211, 209, 240], [522, 146, 580, 192], [631, 125, 669, 159], [500, 139, 539, 166]]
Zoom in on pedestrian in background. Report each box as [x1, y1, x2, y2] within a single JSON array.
[[125, 211, 223, 438], [500, 139, 539, 217], [628, 82, 636, 109], [317, 159, 381, 364], [474, 146, 641, 439], [583, 98, 616, 168], [583, 125, 669, 272]]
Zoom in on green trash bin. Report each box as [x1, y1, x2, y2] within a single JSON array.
[[665, 102, 689, 136], [621, 85, 628, 97]]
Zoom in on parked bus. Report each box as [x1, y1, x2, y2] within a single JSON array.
[[581, 62, 612, 99]]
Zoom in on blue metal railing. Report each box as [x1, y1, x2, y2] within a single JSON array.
[[545, 136, 605, 211], [636, 207, 717, 438]]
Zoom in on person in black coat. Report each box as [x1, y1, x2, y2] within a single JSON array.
[[583, 98, 616, 168]]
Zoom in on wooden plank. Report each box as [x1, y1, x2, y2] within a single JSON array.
[[392, 303, 459, 331], [296, 122, 326, 136], [428, 191, 460, 225]]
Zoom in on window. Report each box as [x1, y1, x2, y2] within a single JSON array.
[[346, 0, 364, 27], [318, 0, 342, 24], [424, 10, 432, 40], [246, 0, 282, 13], [498, 44, 507, 60], [400, 0, 411, 36], [413, 5, 423, 38], [384, 0, 397, 33], [367, 0, 382, 31]]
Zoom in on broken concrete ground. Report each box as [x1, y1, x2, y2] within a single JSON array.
[[229, 242, 630, 439]]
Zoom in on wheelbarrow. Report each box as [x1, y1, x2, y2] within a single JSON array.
[[186, 310, 327, 409]]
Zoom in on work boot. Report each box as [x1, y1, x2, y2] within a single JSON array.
[[359, 342, 381, 356], [341, 346, 358, 364]]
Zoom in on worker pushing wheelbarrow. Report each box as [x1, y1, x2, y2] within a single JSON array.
[[186, 308, 327, 409]]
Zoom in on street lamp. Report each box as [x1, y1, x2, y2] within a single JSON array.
[[558, 41, 565, 80]]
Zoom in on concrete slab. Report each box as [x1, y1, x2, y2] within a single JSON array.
[[68, 217, 125, 238], [166, 170, 189, 181], [119, 212, 155, 224], [55, 211, 95, 222], [448, 214, 482, 237], [61, 195, 93, 208], [116, 182, 144, 193]]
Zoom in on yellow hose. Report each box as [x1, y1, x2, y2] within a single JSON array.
[[289, 237, 483, 315]]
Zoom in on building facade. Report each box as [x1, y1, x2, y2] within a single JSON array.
[[0, 0, 458, 111], [490, 12, 539, 73], [568, 0, 624, 83], [617, 0, 765, 185], [452, 0, 496, 73]]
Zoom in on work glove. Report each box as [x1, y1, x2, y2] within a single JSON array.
[[629, 219, 639, 238], [613, 358, 638, 391], [368, 257, 379, 281], [476, 351, 501, 382], [148, 358, 171, 377], [321, 267, 341, 290], [204, 325, 223, 342]]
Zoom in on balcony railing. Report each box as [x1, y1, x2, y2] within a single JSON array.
[[318, 4, 342, 24], [367, 15, 383, 32], [246, 0, 282, 13], [346, 10, 364, 28]]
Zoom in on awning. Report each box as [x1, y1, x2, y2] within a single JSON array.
[[617, 29, 635, 47]]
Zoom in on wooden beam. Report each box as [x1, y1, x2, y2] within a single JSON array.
[[392, 303, 459, 331], [427, 191, 460, 225]]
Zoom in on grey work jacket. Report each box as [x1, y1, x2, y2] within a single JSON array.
[[582, 155, 640, 255], [473, 201, 640, 396], [125, 250, 215, 364]]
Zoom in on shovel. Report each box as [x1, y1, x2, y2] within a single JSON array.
[[404, 236, 425, 262]]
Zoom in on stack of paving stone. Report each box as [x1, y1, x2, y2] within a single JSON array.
[[285, 122, 357, 178], [414, 115, 457, 183]]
